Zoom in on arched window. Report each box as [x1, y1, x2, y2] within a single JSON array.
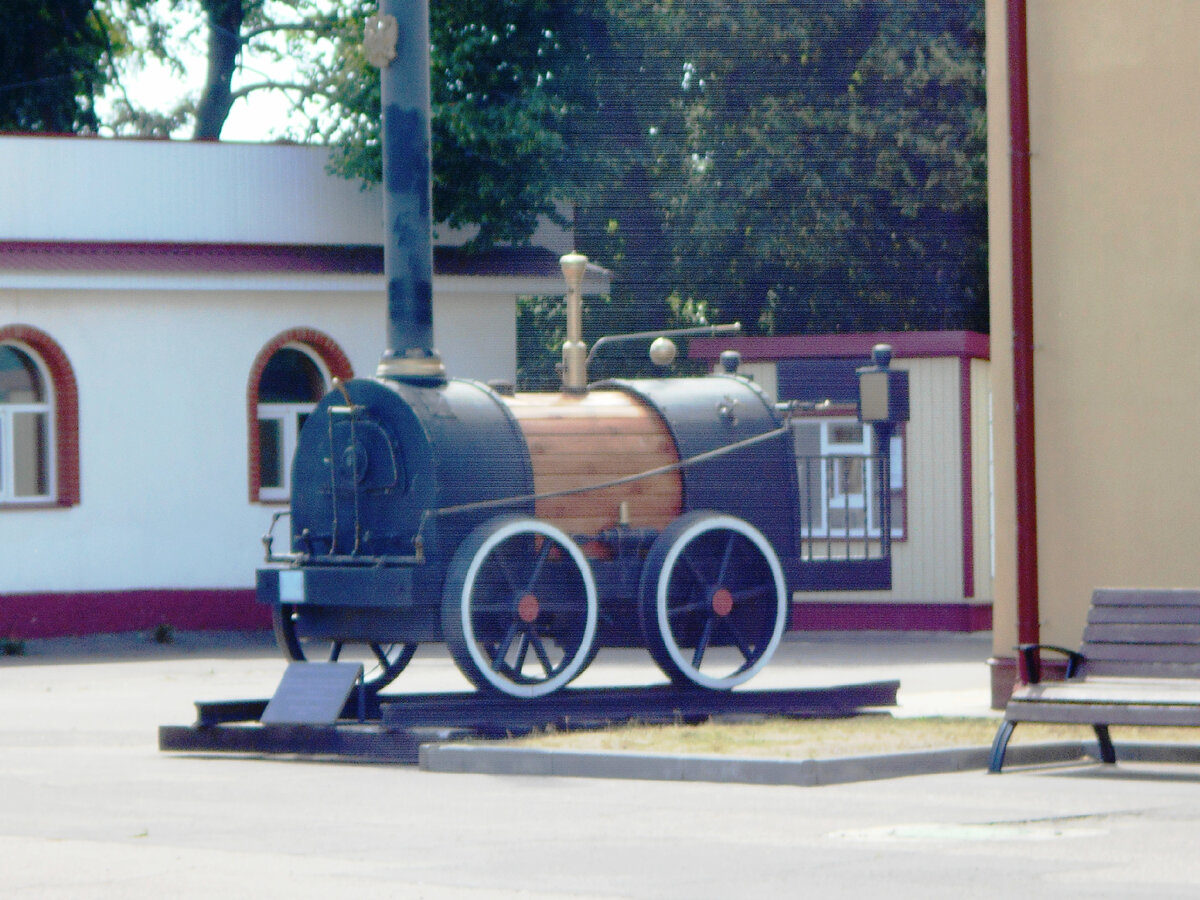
[[0, 344, 51, 501], [0, 326, 78, 507], [248, 330, 352, 503], [256, 347, 326, 501]]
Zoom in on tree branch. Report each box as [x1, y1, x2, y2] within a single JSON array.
[[229, 80, 332, 102], [242, 21, 338, 41]]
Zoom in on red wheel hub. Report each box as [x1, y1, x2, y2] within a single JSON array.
[[517, 593, 540, 623], [711, 587, 734, 617]]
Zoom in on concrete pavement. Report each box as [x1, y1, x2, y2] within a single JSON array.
[[4, 629, 1200, 897]]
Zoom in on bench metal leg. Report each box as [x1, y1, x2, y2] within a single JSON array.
[[1094, 724, 1116, 764], [989, 720, 1017, 773]]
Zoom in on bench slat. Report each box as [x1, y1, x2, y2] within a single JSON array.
[[1088, 606, 1200, 625], [1013, 678, 1200, 705], [1006, 700, 1200, 728], [1082, 623, 1200, 644], [1076, 643, 1200, 665], [1081, 660, 1200, 679], [1092, 588, 1200, 607]]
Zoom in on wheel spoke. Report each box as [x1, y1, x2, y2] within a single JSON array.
[[716, 534, 737, 585], [370, 643, 390, 667], [690, 616, 715, 669], [522, 540, 554, 594], [680, 550, 710, 592], [511, 631, 531, 673], [490, 623, 520, 671], [530, 632, 556, 676], [723, 619, 757, 663], [731, 584, 773, 603], [667, 598, 709, 618], [492, 546, 522, 594]]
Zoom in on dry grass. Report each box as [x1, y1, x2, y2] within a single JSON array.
[[505, 715, 1200, 760]]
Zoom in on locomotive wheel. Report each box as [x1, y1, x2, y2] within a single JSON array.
[[638, 512, 787, 690], [441, 516, 598, 698], [271, 604, 417, 694]]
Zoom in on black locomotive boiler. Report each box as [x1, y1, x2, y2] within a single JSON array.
[[255, 0, 893, 699]]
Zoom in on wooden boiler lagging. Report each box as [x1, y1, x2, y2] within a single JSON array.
[[502, 390, 682, 537]]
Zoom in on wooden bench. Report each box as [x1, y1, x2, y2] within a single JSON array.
[[989, 588, 1200, 773]]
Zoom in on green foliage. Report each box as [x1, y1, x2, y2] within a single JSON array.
[[325, 0, 585, 247], [577, 0, 987, 336], [0, 0, 107, 132]]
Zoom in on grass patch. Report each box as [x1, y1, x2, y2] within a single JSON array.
[[505, 715, 1200, 760]]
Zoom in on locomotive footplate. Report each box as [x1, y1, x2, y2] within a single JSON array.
[[158, 679, 900, 765]]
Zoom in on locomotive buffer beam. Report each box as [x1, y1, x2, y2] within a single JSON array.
[[159, 680, 900, 764]]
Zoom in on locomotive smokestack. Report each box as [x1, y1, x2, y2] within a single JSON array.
[[366, 1, 445, 383]]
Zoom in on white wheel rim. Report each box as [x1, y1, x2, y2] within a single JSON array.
[[460, 519, 598, 697], [656, 515, 787, 689]]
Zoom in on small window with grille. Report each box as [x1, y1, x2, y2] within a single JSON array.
[[792, 416, 905, 541]]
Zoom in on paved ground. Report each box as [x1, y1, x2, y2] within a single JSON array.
[[4, 629, 1200, 897]]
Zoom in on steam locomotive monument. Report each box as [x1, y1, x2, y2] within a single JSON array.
[[159, 2, 905, 759], [249, 1, 906, 706]]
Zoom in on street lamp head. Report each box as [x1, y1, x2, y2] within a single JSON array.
[[560, 252, 588, 293]]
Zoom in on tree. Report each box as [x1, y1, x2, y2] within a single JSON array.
[[0, 0, 107, 132], [578, 0, 987, 336]]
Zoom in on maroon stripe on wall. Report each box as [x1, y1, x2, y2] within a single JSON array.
[[791, 602, 992, 633], [0, 590, 270, 640], [690, 331, 990, 363], [960, 358, 975, 599]]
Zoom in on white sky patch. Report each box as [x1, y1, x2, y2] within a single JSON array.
[[96, 0, 331, 142]]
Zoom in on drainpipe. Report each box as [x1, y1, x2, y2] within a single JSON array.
[[1008, 0, 1040, 657]]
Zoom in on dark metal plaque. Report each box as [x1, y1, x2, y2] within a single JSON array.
[[260, 662, 363, 725]]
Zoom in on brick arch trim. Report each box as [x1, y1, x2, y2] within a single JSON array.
[[247, 328, 354, 503], [0, 324, 81, 506]]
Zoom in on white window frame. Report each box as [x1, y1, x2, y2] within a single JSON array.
[[0, 343, 55, 505], [256, 345, 329, 503], [796, 417, 903, 540]]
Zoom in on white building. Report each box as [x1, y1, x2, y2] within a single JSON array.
[[0, 135, 602, 638]]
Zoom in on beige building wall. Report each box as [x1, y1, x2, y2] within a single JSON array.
[[988, 0, 1200, 658]]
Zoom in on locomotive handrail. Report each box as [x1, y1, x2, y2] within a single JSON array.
[[585, 322, 742, 366], [429, 422, 793, 520], [263, 509, 425, 566], [262, 511, 299, 564]]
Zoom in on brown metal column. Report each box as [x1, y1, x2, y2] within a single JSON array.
[[1008, 0, 1040, 652]]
